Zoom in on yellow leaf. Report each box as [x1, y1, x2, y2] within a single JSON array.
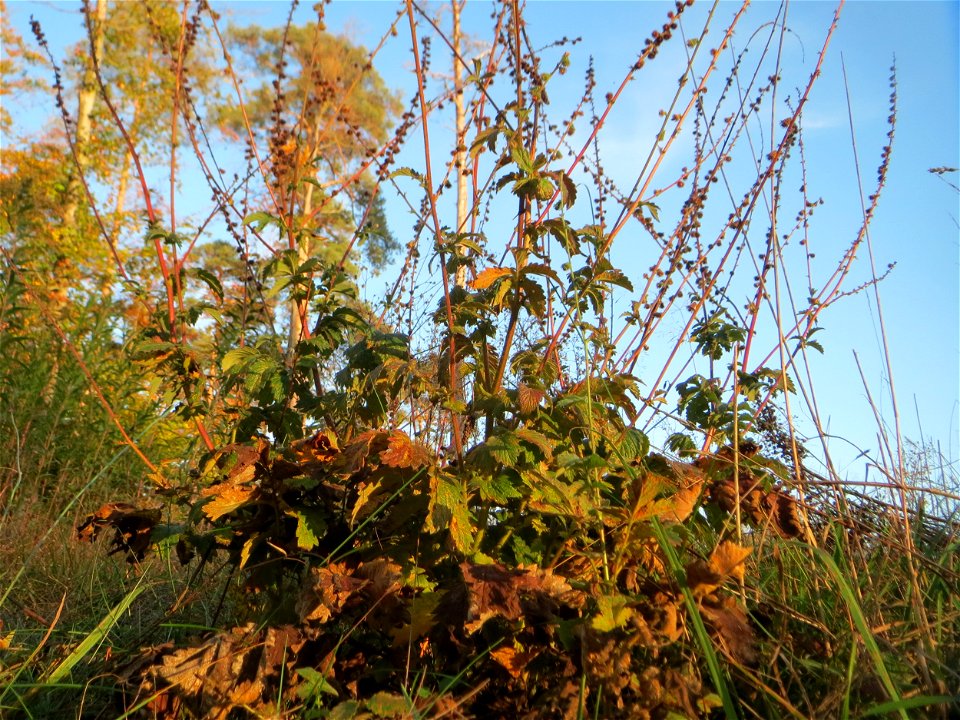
[[709, 541, 752, 582], [350, 480, 382, 527], [202, 484, 256, 521], [654, 479, 703, 523], [470, 266, 512, 290]]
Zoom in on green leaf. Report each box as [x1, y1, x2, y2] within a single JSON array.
[[470, 126, 502, 159], [222, 346, 258, 373], [365, 692, 410, 717], [296, 666, 339, 701], [558, 171, 578, 208], [293, 509, 327, 550], [486, 431, 522, 467], [388, 166, 425, 183], [591, 594, 633, 632], [429, 472, 473, 553], [616, 427, 650, 464], [243, 210, 283, 232], [515, 428, 554, 460], [475, 471, 522, 504], [191, 267, 223, 301]]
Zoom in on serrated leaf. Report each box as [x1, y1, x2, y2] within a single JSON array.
[[379, 430, 432, 468], [516, 383, 545, 415], [475, 472, 522, 504], [617, 427, 650, 464], [485, 431, 521, 467], [296, 666, 339, 700], [471, 266, 512, 290], [515, 427, 554, 459], [558, 172, 577, 208], [388, 166, 424, 183], [592, 594, 633, 632], [201, 484, 256, 521], [428, 472, 473, 553], [365, 692, 409, 717], [243, 210, 282, 232], [222, 346, 258, 373], [294, 509, 327, 550], [469, 126, 502, 159], [710, 541, 751, 582], [191, 267, 223, 301]]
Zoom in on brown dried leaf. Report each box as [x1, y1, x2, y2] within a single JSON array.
[[297, 563, 367, 624], [146, 623, 286, 719], [289, 429, 340, 465], [356, 558, 402, 599], [77, 502, 137, 542], [379, 430, 432, 468], [76, 503, 162, 562], [771, 490, 804, 539], [335, 430, 384, 475], [491, 645, 541, 679], [685, 559, 723, 598], [470, 266, 512, 290], [461, 562, 534, 634], [701, 596, 757, 663], [216, 439, 269, 482]]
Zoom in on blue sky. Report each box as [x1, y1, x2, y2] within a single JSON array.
[[5, 1, 959, 480]]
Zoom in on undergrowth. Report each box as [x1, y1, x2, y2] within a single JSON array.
[[1, 1, 957, 718]]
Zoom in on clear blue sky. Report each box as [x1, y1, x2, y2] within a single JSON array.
[[5, 1, 959, 480]]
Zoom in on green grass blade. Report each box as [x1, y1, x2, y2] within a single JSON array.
[[650, 518, 739, 720], [862, 695, 958, 717], [811, 546, 907, 720], [41, 582, 146, 687]]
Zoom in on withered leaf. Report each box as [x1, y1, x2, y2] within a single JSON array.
[[709, 541, 752, 582], [701, 595, 757, 663], [491, 644, 541, 679], [379, 429, 432, 468], [686, 559, 723, 598], [461, 562, 532, 633], [335, 430, 385, 476], [201, 483, 257, 521], [652, 479, 703, 523], [297, 563, 367, 624], [290, 428, 340, 465], [686, 542, 752, 598], [470, 266, 512, 290], [145, 623, 298, 719], [771, 491, 804, 539], [356, 558, 402, 599], [76, 502, 162, 562]]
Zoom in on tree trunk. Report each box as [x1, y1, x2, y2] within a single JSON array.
[[63, 0, 107, 226], [452, 0, 469, 288]]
